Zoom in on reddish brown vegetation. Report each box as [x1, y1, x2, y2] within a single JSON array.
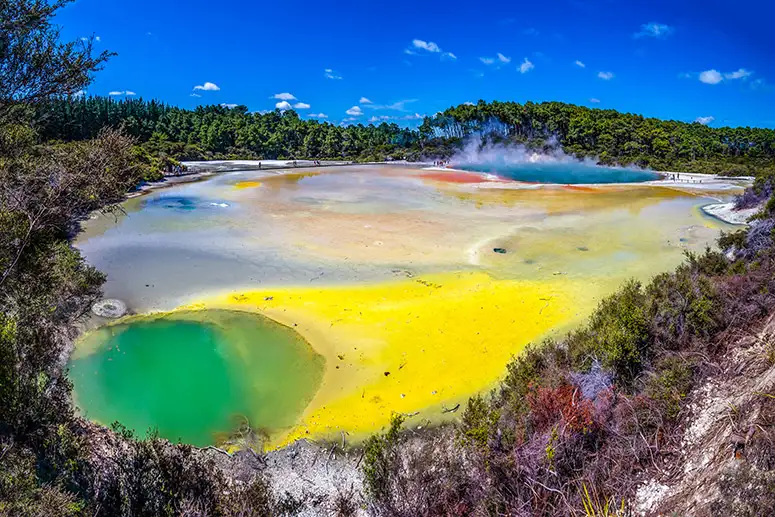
[[526, 383, 596, 435]]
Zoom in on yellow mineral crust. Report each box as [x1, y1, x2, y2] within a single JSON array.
[[186, 271, 608, 447]]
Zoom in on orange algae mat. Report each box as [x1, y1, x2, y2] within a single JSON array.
[[420, 170, 499, 183]]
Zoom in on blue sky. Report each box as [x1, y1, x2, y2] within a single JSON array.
[[56, 0, 775, 128]]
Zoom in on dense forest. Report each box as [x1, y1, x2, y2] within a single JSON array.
[[35, 96, 775, 177], [35, 98, 419, 164], [423, 101, 775, 175]]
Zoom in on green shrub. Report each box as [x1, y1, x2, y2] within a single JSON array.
[[644, 356, 694, 419], [362, 413, 405, 503], [460, 395, 499, 448], [719, 230, 748, 252], [502, 342, 549, 399], [501, 339, 568, 402], [568, 280, 650, 387], [684, 248, 728, 276], [647, 266, 720, 349]]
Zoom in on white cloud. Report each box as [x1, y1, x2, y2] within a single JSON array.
[[597, 71, 614, 80], [412, 39, 440, 52], [125, 91, 136, 96], [519, 58, 535, 74], [463, 101, 475, 106], [359, 97, 372, 104], [308, 113, 328, 118], [80, 37, 88, 42], [362, 99, 418, 112], [324, 69, 343, 80], [369, 113, 424, 122], [699, 69, 723, 84], [575, 60, 586, 68], [695, 116, 715, 125], [480, 53, 512, 66], [109, 90, 135, 96], [108, 91, 122, 96], [589, 98, 601, 103], [272, 92, 296, 100], [408, 39, 455, 61], [696, 68, 754, 85], [193, 82, 220, 91], [293, 102, 311, 109], [190, 93, 201, 98], [95, 36, 101, 42], [72, 90, 86, 98], [634, 22, 674, 39], [346, 106, 363, 116], [275, 101, 292, 110], [220, 103, 238, 109], [724, 68, 752, 80]]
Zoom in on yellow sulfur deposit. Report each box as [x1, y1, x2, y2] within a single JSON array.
[[234, 180, 262, 189], [186, 271, 609, 447]]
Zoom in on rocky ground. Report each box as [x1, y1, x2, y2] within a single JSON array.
[[634, 313, 775, 516], [202, 439, 366, 516]]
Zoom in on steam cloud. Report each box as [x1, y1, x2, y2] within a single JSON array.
[[451, 135, 598, 168]]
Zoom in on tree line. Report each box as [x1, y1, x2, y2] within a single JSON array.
[[35, 96, 775, 176], [421, 100, 775, 175], [35, 97, 418, 163]]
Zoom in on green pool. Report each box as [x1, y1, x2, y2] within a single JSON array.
[[69, 310, 324, 446]]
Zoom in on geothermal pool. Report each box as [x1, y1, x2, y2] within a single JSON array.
[[70, 163, 747, 448], [458, 161, 662, 184], [69, 310, 324, 446]]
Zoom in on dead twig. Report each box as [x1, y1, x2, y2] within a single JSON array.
[[442, 403, 460, 414], [326, 444, 336, 474], [205, 446, 232, 457]]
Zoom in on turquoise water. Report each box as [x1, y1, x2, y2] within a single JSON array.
[[458, 162, 661, 184], [69, 310, 325, 446]]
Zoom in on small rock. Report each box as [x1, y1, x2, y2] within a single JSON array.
[[92, 299, 127, 319]]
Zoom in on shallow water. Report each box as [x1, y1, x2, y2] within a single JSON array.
[[69, 310, 324, 445], [72, 164, 744, 446], [458, 161, 661, 184]]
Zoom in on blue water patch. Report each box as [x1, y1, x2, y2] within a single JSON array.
[[143, 195, 231, 212], [458, 162, 661, 184]]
